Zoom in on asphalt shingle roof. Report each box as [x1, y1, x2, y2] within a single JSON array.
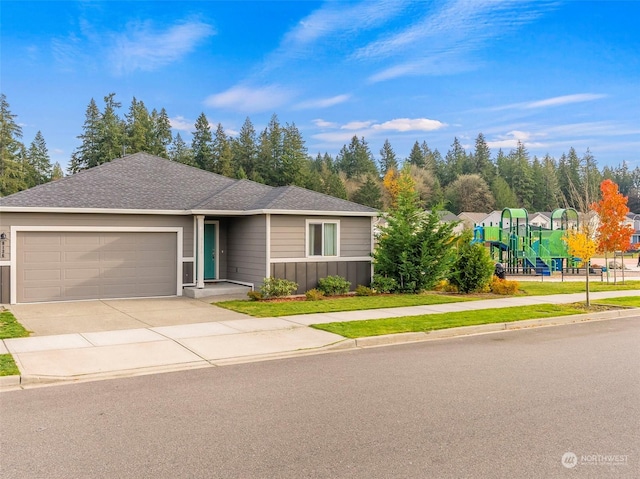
[[0, 152, 378, 214]]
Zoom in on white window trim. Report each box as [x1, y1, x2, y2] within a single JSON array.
[[305, 219, 340, 258]]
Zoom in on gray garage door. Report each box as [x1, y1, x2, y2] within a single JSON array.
[[16, 231, 178, 303]]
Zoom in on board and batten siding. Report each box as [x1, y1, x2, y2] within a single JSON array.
[[270, 215, 371, 258], [0, 212, 194, 259], [226, 215, 267, 286]]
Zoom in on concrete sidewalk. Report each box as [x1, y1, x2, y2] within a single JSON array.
[[1, 290, 639, 389]]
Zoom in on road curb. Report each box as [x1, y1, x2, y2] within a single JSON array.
[[1, 308, 637, 391]]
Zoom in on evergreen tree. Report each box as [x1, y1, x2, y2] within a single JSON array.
[[168, 133, 194, 166], [231, 117, 258, 179], [26, 131, 52, 186], [352, 175, 382, 209], [373, 167, 458, 293], [378, 139, 398, 175], [0, 93, 27, 195], [421, 141, 437, 172], [492, 176, 518, 209], [151, 107, 172, 158], [406, 141, 425, 168], [69, 98, 101, 173], [472, 133, 495, 183], [211, 124, 233, 177], [124, 97, 153, 154], [281, 122, 308, 186], [335, 136, 378, 179], [509, 141, 534, 209], [440, 137, 466, 186], [192, 113, 214, 171], [257, 114, 283, 185], [51, 162, 64, 181], [97, 93, 125, 162]]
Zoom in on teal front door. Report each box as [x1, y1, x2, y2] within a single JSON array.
[[204, 223, 216, 280]]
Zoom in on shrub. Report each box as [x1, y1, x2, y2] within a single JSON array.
[[260, 277, 298, 298], [355, 285, 375, 296], [305, 288, 325, 301], [449, 230, 495, 293], [434, 279, 458, 293], [371, 275, 397, 294], [490, 277, 520, 295], [317, 275, 351, 296], [247, 290, 263, 301]]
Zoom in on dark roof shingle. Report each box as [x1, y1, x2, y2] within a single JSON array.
[[0, 152, 377, 214]]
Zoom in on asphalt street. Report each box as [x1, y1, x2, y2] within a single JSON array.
[[1, 316, 638, 479]]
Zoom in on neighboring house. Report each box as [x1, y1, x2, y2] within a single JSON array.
[[626, 213, 640, 246], [437, 211, 463, 234], [477, 210, 502, 227], [529, 212, 551, 229], [457, 212, 489, 230], [0, 153, 378, 304]]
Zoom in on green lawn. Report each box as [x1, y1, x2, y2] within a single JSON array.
[[0, 310, 30, 340], [311, 303, 619, 339], [0, 309, 30, 377], [518, 280, 640, 296], [217, 292, 476, 317], [593, 296, 640, 308], [0, 354, 20, 377]]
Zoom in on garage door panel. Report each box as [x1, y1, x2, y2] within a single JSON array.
[[17, 232, 178, 303]]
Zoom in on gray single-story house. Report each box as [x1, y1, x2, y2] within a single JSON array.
[[0, 152, 378, 304]]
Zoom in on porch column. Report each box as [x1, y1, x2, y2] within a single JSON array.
[[196, 215, 205, 289]]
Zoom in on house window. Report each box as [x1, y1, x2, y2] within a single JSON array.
[[308, 221, 338, 257]]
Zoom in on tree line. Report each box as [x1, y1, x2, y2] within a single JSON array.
[[2, 92, 639, 214]]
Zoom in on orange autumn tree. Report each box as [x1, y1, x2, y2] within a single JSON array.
[[382, 168, 401, 209], [591, 179, 634, 282]]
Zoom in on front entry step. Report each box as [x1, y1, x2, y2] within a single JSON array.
[[183, 282, 251, 299]]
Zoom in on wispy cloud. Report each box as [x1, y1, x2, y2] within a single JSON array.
[[273, 1, 409, 63], [356, 0, 553, 82], [341, 121, 374, 130], [294, 94, 351, 110], [491, 93, 608, 111], [109, 19, 215, 74], [204, 85, 294, 113]]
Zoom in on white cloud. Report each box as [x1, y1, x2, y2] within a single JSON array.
[[490, 93, 608, 112], [313, 119, 339, 128], [109, 19, 215, 74], [486, 130, 545, 149], [169, 116, 194, 132], [525, 93, 608, 109], [204, 85, 294, 113], [372, 118, 446, 132], [341, 121, 374, 130], [294, 94, 351, 110]]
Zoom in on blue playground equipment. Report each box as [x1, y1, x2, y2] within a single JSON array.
[[471, 208, 580, 276]]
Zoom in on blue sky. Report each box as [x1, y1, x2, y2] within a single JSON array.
[[3, 0, 639, 171]]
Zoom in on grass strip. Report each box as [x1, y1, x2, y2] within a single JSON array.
[[593, 296, 640, 308], [217, 293, 476, 317], [0, 354, 20, 376], [518, 280, 640, 296], [0, 310, 30, 340], [311, 303, 616, 339]]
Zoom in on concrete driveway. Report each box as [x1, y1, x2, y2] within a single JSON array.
[[8, 297, 252, 336]]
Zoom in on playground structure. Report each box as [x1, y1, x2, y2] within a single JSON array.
[[472, 208, 580, 276]]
